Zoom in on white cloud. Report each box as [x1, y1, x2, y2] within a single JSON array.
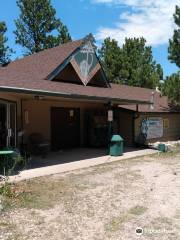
[[92, 0, 179, 45]]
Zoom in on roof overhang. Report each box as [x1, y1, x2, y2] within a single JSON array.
[[0, 85, 151, 105]]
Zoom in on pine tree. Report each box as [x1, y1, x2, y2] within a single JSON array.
[[163, 71, 180, 104], [99, 37, 163, 89], [168, 5, 180, 67], [14, 0, 71, 55], [57, 22, 72, 44], [98, 38, 123, 83], [0, 21, 12, 65]]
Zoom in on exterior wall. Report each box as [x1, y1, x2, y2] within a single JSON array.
[[22, 99, 105, 146], [1, 91, 180, 148], [118, 110, 134, 146], [135, 113, 180, 143]]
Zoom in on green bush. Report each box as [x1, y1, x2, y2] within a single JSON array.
[[0, 154, 26, 175], [0, 182, 14, 198]]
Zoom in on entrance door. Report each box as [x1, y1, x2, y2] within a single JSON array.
[[0, 101, 16, 149], [51, 108, 80, 150]]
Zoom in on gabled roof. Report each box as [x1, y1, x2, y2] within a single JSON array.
[[0, 40, 83, 81], [0, 39, 151, 105]]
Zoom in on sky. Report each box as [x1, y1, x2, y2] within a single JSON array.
[[1, 0, 179, 77]]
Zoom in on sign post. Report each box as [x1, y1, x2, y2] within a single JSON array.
[[108, 108, 113, 148]]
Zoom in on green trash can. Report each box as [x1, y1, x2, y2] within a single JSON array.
[[110, 135, 123, 156], [158, 143, 167, 152]]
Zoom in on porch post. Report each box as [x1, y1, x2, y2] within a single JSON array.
[[107, 101, 113, 147]]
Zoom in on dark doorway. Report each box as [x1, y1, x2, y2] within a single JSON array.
[[118, 110, 134, 146], [0, 101, 16, 149], [51, 107, 80, 150], [0, 103, 7, 148]]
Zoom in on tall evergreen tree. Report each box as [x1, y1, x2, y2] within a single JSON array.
[[168, 5, 180, 67], [98, 38, 122, 83], [57, 22, 72, 44], [99, 37, 163, 89], [14, 0, 71, 55], [0, 21, 12, 65], [162, 71, 180, 104]]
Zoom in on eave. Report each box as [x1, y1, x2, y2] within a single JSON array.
[[0, 85, 151, 105]]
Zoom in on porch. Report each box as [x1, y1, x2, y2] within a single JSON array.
[[26, 147, 139, 169], [0, 90, 149, 152], [9, 147, 157, 182]]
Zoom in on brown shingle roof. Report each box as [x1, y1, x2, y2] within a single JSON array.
[[0, 40, 83, 81], [0, 40, 150, 104], [116, 84, 178, 113], [0, 39, 176, 112], [0, 78, 150, 104]]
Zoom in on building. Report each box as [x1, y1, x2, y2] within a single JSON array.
[[0, 36, 149, 150], [0, 36, 179, 151]]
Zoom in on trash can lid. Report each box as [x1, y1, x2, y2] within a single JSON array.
[[111, 135, 123, 141], [0, 150, 14, 155]]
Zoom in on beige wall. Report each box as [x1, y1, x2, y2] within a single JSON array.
[[1, 92, 180, 147], [0, 93, 105, 146], [22, 99, 104, 145], [135, 113, 180, 143]]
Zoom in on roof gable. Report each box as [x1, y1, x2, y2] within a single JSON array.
[[0, 40, 83, 82], [0, 35, 109, 88], [48, 36, 110, 88]]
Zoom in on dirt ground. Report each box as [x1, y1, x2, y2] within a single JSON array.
[[0, 147, 180, 240]]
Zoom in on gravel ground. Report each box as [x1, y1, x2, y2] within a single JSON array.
[[0, 148, 180, 240]]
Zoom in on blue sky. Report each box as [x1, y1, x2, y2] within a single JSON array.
[[1, 0, 179, 76]]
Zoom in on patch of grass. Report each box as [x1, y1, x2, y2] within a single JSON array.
[[0, 221, 11, 227], [0, 183, 17, 210], [0, 179, 67, 210], [105, 214, 132, 232], [7, 235, 22, 240], [107, 205, 148, 235], [0, 174, 97, 210], [129, 205, 148, 216], [16, 178, 77, 209], [0, 182, 14, 199]]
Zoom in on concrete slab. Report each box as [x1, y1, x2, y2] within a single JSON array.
[[9, 148, 158, 182]]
